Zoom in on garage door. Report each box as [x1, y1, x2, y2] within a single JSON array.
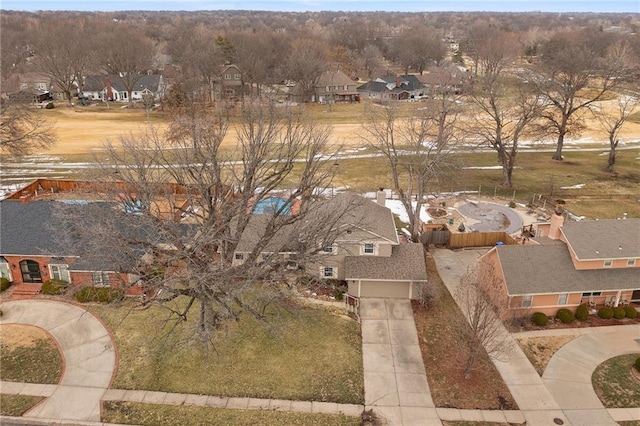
[[359, 280, 410, 299]]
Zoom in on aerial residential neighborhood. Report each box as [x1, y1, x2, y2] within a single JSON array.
[[1, 3, 639, 426]]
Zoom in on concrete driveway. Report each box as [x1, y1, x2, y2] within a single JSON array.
[[0, 300, 116, 422], [360, 298, 441, 425]]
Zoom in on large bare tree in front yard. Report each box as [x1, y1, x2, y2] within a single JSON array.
[[361, 98, 461, 243], [57, 103, 355, 342], [455, 264, 511, 379]]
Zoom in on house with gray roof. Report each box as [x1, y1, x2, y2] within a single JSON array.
[[480, 211, 640, 317], [0, 199, 143, 296], [357, 75, 426, 101], [81, 73, 165, 102], [233, 192, 427, 299]]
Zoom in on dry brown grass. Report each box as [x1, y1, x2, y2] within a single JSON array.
[[516, 335, 576, 376]]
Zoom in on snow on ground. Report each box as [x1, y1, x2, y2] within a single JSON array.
[[560, 183, 585, 189], [385, 199, 432, 224]]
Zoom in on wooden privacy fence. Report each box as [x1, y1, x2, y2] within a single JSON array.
[[448, 231, 515, 249]]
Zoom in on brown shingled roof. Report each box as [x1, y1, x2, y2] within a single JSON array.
[[345, 243, 426, 281], [495, 244, 639, 296]]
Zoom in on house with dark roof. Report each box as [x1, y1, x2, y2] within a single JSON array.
[[233, 192, 428, 299], [357, 75, 426, 101], [416, 64, 469, 95], [0, 199, 143, 296], [480, 211, 640, 317], [82, 73, 165, 102]]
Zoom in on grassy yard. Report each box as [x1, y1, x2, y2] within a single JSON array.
[[0, 394, 45, 416], [516, 336, 576, 376], [592, 353, 640, 408], [89, 296, 363, 404], [102, 401, 360, 426], [0, 324, 63, 384], [412, 258, 517, 410]]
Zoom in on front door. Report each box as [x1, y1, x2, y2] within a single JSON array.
[[20, 260, 42, 283]]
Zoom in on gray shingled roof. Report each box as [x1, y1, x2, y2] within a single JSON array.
[[0, 200, 70, 256], [345, 243, 426, 281], [561, 218, 640, 260], [496, 244, 639, 296]]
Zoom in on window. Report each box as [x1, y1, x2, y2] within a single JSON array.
[[627, 259, 636, 267], [363, 243, 375, 255], [603, 259, 613, 267], [122, 92, 127, 99], [235, 253, 244, 260], [20, 260, 42, 283], [582, 292, 601, 297], [234, 74, 241, 80], [36, 82, 47, 90], [49, 264, 70, 282], [92, 272, 109, 287], [522, 295, 532, 308], [325, 86, 330, 92], [558, 293, 569, 305], [224, 74, 232, 80], [321, 244, 334, 254], [0, 259, 11, 281], [322, 267, 335, 278]]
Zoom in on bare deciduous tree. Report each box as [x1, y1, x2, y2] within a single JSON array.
[[361, 98, 460, 243], [455, 264, 511, 379], [57, 103, 354, 343], [470, 28, 546, 187], [532, 31, 630, 161], [34, 18, 93, 103], [595, 94, 638, 173], [286, 38, 329, 102], [0, 101, 56, 155]]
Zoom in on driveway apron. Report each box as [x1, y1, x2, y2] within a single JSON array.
[[0, 300, 116, 422]]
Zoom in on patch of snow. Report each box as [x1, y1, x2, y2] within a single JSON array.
[[560, 183, 585, 189], [385, 199, 433, 224]]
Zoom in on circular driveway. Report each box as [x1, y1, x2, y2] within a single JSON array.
[[0, 300, 116, 422], [457, 202, 523, 234]]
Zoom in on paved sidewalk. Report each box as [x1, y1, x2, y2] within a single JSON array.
[[0, 300, 116, 422], [360, 298, 441, 425], [431, 249, 569, 426]]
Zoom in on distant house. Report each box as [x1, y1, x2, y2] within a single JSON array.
[[82, 73, 165, 102], [416, 64, 469, 95], [480, 211, 640, 317], [233, 191, 428, 299], [357, 75, 426, 101], [213, 64, 250, 102], [312, 70, 359, 103], [1, 72, 54, 104]]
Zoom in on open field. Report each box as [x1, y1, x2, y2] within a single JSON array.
[[37, 97, 640, 155]]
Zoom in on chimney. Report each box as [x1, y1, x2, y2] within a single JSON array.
[[548, 207, 565, 240], [376, 188, 386, 207], [106, 78, 113, 101], [396, 76, 401, 88]]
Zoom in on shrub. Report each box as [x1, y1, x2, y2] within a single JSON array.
[[531, 312, 548, 326], [613, 307, 626, 319], [508, 201, 516, 208], [45, 102, 54, 109], [75, 287, 124, 304], [624, 306, 638, 319], [597, 307, 614, 319], [0, 277, 10, 291], [636, 356, 640, 372], [41, 279, 68, 295], [575, 303, 590, 321], [556, 308, 575, 324], [333, 290, 344, 301]]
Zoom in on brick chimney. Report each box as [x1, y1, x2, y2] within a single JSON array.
[[396, 76, 401, 88], [548, 207, 565, 240]]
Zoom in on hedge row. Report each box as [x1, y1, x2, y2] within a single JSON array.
[[531, 304, 638, 326]]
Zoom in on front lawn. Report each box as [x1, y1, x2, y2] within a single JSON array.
[[592, 353, 640, 408], [90, 296, 363, 404], [0, 394, 45, 416], [102, 401, 360, 426]]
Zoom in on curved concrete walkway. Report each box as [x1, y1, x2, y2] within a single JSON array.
[[540, 324, 640, 426], [0, 300, 116, 422]]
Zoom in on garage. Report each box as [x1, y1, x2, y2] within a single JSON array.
[[350, 279, 412, 299]]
